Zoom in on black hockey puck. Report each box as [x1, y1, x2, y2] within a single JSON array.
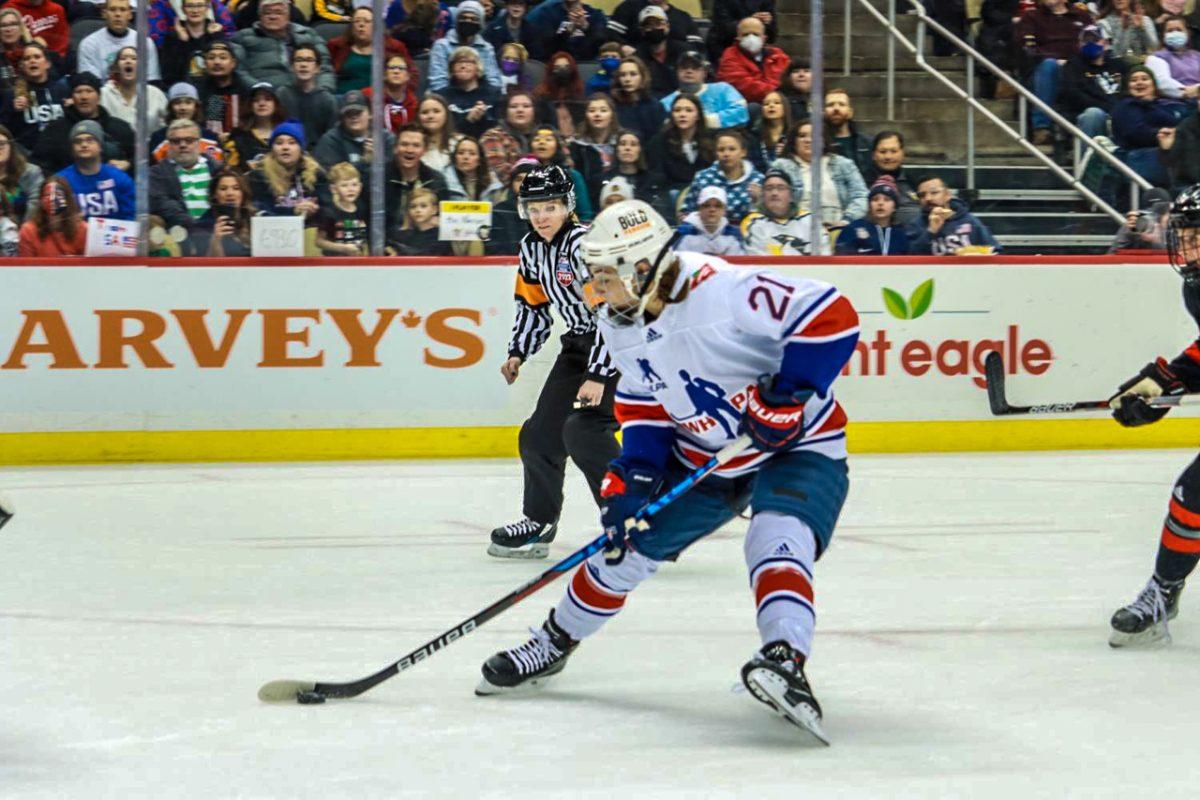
[[296, 691, 326, 705]]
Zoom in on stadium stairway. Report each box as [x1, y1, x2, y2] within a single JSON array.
[[772, 0, 1117, 253]]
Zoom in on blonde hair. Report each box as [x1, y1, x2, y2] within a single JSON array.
[[260, 151, 323, 198], [403, 187, 439, 229], [327, 162, 359, 184]]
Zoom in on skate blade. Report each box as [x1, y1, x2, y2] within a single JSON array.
[[487, 542, 550, 559], [743, 668, 830, 746], [1109, 623, 1172, 649], [474, 673, 556, 697]]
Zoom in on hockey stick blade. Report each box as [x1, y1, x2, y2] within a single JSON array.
[[983, 351, 1011, 415], [258, 436, 752, 704]]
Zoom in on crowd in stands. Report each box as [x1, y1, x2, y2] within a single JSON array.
[[0, 0, 1011, 258]]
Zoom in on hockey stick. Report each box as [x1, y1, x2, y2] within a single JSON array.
[[984, 351, 1200, 416], [258, 434, 753, 704]]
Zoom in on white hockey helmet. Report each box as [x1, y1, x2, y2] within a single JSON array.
[[580, 199, 677, 322]]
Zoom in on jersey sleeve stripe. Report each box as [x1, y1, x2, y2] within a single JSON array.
[[514, 274, 550, 307], [793, 295, 860, 340], [782, 286, 838, 339]]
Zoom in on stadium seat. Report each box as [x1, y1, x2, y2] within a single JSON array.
[[313, 22, 349, 42], [68, 18, 107, 59], [524, 59, 545, 89]]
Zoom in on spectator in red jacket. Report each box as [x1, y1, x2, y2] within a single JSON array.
[[363, 55, 419, 134], [2, 0, 67, 58], [327, 6, 416, 94], [715, 15, 788, 106], [1015, 0, 1093, 145]]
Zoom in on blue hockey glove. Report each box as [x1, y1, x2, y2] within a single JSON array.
[[599, 464, 662, 564], [739, 374, 813, 452], [1110, 358, 1184, 428]]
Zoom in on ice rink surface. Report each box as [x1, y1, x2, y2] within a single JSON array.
[[4, 449, 1200, 799]]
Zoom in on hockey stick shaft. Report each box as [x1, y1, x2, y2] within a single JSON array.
[[258, 435, 752, 703], [983, 351, 1200, 416]]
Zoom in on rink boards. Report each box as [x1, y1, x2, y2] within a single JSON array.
[[2, 255, 1199, 464]]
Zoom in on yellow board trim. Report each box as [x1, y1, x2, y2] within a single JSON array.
[[3, 419, 1200, 465]]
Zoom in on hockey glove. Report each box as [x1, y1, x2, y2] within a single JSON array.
[[739, 374, 813, 452], [599, 464, 662, 564], [1109, 358, 1184, 427]]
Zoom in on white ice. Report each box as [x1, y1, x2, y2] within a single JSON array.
[[3, 450, 1200, 799]]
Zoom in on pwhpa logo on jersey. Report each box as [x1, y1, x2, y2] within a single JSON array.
[[1, 307, 486, 370], [856, 278, 1053, 388]]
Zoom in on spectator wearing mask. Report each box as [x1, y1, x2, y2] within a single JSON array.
[[428, 0, 500, 93], [824, 88, 873, 174], [610, 55, 665, 141], [836, 176, 912, 255], [158, 0, 231, 86], [233, 0, 337, 92], [497, 41, 532, 93], [777, 57, 811, 121], [442, 45, 500, 138], [607, 0, 701, 51], [533, 50, 586, 137], [485, 0, 533, 51], [1015, 0, 1094, 146], [859, 130, 921, 227], [328, 6, 414, 94], [56, 119, 135, 220], [77, 0, 162, 83], [645, 92, 714, 198], [100, 46, 168, 131], [659, 49, 750, 130], [18, 174, 85, 255], [315, 161, 370, 256], [634, 4, 684, 98], [195, 40, 252, 140], [147, 0, 235, 48], [0, 123, 41, 219], [741, 167, 829, 255], [910, 174, 1002, 255], [363, 56, 419, 133], [2, 0, 68, 59], [1145, 14, 1200, 99], [193, 168, 255, 256], [706, 0, 776, 64], [769, 119, 868, 230], [1096, 0, 1159, 62], [0, 43, 68, 155], [1158, 94, 1200, 191], [383, 122, 448, 235], [277, 44, 340, 148], [716, 15, 789, 106], [479, 89, 536, 184], [36, 72, 135, 175], [313, 90, 395, 178], [149, 118, 221, 244], [682, 129, 763, 225], [1111, 64, 1188, 184], [525, 0, 607, 62], [247, 120, 331, 222], [675, 184, 744, 255], [748, 88, 790, 172], [528, 123, 593, 220], [585, 40, 623, 95], [1058, 24, 1128, 137], [1106, 185, 1170, 251]]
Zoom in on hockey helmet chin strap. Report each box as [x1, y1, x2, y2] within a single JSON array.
[[606, 231, 682, 327]]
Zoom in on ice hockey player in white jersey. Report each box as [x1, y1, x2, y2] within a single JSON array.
[[476, 199, 860, 743]]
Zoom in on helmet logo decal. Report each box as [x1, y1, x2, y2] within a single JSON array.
[[618, 208, 651, 235]]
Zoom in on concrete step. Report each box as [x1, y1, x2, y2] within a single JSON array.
[[978, 211, 1114, 236], [909, 164, 1072, 191], [834, 72, 971, 99], [853, 96, 1015, 119]]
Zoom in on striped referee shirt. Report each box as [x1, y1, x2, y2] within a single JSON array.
[[508, 221, 615, 380]]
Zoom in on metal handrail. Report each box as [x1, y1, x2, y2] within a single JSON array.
[[842, 0, 1152, 223]]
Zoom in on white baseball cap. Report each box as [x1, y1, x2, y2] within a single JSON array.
[[697, 185, 728, 206], [638, 6, 668, 24]]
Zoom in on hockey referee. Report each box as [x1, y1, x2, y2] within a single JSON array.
[[490, 164, 620, 559]]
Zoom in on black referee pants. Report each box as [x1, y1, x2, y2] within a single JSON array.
[[520, 333, 620, 525]]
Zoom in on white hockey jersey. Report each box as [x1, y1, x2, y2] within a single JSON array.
[[600, 251, 860, 477]]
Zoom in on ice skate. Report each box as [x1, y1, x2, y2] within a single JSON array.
[[487, 517, 558, 559], [741, 640, 829, 745], [0, 491, 12, 531], [1110, 577, 1184, 648], [476, 610, 578, 695]]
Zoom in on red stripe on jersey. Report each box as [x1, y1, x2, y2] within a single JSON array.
[[753, 566, 814, 607], [614, 400, 671, 425], [811, 402, 848, 435], [1161, 525, 1200, 553], [1169, 497, 1200, 529], [1185, 342, 1200, 365], [678, 443, 765, 470], [795, 295, 859, 339], [570, 565, 626, 611]]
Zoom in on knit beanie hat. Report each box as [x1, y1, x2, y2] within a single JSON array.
[[70, 119, 105, 146], [269, 119, 307, 150], [868, 175, 900, 203]]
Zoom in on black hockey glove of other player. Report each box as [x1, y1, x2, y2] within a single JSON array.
[[1109, 358, 1184, 427], [599, 463, 662, 564]]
